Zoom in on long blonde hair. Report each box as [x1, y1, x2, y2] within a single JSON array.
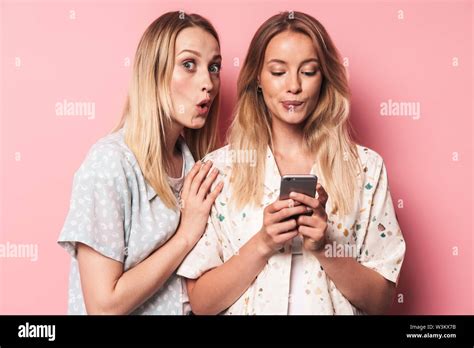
[[228, 11, 361, 218], [114, 12, 220, 209]]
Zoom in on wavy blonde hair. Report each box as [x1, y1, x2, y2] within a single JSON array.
[[228, 11, 361, 218], [114, 12, 220, 209]]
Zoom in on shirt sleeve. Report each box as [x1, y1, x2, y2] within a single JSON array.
[[57, 143, 130, 263], [357, 159, 406, 286], [177, 206, 224, 279]]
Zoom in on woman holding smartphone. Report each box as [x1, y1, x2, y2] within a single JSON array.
[[58, 11, 223, 314], [178, 11, 406, 315]]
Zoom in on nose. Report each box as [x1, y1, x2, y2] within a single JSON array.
[[287, 72, 302, 94], [201, 70, 214, 94]]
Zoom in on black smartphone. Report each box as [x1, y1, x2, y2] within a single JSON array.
[[279, 174, 318, 216], [279, 174, 318, 200]]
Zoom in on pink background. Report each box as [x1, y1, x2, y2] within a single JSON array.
[[1, 0, 472, 314]]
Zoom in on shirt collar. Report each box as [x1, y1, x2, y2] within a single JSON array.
[[146, 136, 195, 201], [263, 145, 319, 195]]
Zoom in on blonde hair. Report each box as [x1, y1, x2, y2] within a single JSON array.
[[114, 12, 220, 209], [228, 11, 361, 218]]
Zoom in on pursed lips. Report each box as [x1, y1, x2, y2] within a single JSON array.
[[281, 100, 305, 109], [196, 97, 211, 115]]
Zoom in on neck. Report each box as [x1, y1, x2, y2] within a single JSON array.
[[164, 119, 184, 158], [271, 117, 307, 157]]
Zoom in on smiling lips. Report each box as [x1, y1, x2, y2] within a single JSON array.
[[196, 98, 211, 115], [281, 100, 304, 111]]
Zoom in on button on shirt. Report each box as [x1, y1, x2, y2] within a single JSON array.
[[177, 145, 406, 315], [58, 129, 195, 314]]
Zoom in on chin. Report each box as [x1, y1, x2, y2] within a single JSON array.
[[277, 113, 308, 126], [188, 116, 207, 129]]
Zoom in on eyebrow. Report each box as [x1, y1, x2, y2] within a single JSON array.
[[177, 49, 201, 57], [266, 58, 319, 65], [177, 49, 222, 61]]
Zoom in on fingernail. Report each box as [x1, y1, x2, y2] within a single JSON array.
[[289, 192, 296, 198], [306, 206, 312, 212]]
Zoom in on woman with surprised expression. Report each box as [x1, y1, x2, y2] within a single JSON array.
[[58, 12, 223, 315], [178, 11, 406, 315]]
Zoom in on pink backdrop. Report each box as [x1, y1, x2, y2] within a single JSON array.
[[1, 0, 472, 314]]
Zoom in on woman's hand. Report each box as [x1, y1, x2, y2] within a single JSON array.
[[256, 198, 311, 258], [176, 160, 223, 247], [289, 183, 329, 252]]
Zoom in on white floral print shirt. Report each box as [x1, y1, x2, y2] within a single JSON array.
[[58, 129, 194, 315], [178, 144, 406, 315]]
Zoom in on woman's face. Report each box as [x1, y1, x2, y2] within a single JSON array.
[[259, 30, 323, 126], [170, 26, 221, 129]]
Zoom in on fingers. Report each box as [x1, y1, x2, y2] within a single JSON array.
[[316, 183, 329, 209], [272, 218, 298, 233], [205, 181, 224, 204], [266, 219, 299, 244], [273, 230, 299, 245], [289, 184, 329, 210], [267, 199, 301, 214], [297, 225, 324, 241], [181, 161, 202, 199], [297, 214, 312, 227], [270, 205, 310, 224], [197, 167, 220, 198], [297, 213, 327, 228], [262, 205, 304, 253], [289, 191, 320, 209], [297, 225, 313, 236], [298, 224, 326, 241], [190, 160, 213, 195]]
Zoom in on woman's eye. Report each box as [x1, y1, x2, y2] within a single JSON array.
[[271, 72, 285, 76], [209, 63, 221, 74], [183, 60, 196, 71], [302, 69, 319, 76]]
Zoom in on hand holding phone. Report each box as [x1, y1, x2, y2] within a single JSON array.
[[256, 195, 310, 258], [281, 175, 330, 252], [279, 175, 318, 216]]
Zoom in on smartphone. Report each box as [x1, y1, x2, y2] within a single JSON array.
[[279, 174, 318, 200], [279, 175, 318, 218]]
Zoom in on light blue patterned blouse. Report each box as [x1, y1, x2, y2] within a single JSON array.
[[58, 128, 194, 314]]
